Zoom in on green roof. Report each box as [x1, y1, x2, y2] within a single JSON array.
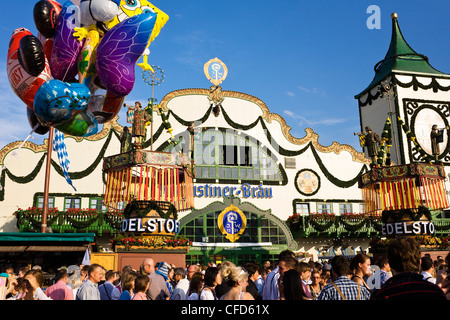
[[0, 232, 95, 243], [355, 13, 450, 98]]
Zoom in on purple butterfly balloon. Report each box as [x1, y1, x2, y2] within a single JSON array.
[[95, 11, 157, 97], [50, 1, 83, 81]]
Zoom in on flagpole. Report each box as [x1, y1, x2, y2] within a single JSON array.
[[41, 127, 54, 233]]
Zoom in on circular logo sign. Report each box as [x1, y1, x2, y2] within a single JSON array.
[[295, 169, 320, 196], [204, 58, 228, 86], [218, 204, 246, 242]]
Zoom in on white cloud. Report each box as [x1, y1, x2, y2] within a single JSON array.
[[296, 85, 326, 97], [297, 85, 312, 93], [283, 109, 346, 127], [285, 91, 295, 97]]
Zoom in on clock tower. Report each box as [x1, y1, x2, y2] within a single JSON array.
[[355, 13, 450, 167]]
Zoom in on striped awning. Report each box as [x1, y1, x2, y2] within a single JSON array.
[[103, 165, 194, 211]]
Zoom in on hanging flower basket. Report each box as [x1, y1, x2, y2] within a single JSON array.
[[287, 213, 302, 231], [308, 212, 336, 232], [111, 234, 192, 252]]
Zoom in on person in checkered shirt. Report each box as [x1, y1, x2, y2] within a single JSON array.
[[318, 255, 371, 300]]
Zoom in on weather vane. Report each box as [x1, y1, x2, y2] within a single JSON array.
[[142, 65, 165, 88], [143, 66, 165, 150]]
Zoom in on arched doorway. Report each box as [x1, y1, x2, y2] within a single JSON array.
[[179, 197, 297, 266]]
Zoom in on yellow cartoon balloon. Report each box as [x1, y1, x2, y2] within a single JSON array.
[[105, 0, 169, 71]]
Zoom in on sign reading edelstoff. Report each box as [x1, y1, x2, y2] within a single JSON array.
[[120, 218, 180, 235], [381, 220, 435, 236]]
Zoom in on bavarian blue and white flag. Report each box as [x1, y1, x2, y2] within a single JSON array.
[[53, 129, 77, 191]]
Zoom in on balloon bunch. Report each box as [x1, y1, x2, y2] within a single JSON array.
[[7, 0, 168, 137]]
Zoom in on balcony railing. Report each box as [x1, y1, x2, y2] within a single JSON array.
[[13, 208, 123, 236], [287, 212, 450, 238]]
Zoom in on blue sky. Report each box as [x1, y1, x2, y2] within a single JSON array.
[[1, 0, 450, 151]]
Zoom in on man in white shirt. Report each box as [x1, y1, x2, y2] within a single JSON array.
[[262, 250, 295, 300], [170, 267, 190, 300], [420, 256, 436, 284]]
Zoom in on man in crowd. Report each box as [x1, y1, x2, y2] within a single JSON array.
[[318, 255, 371, 300], [141, 258, 170, 300], [99, 269, 121, 300], [76, 264, 103, 300], [262, 250, 295, 300], [170, 267, 189, 300], [371, 237, 446, 300], [186, 264, 201, 281], [420, 256, 436, 284], [376, 256, 391, 287], [45, 267, 74, 300]]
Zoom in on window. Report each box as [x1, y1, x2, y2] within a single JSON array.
[[90, 198, 107, 213], [165, 129, 282, 182], [295, 203, 309, 215], [117, 201, 126, 210], [64, 197, 81, 210], [284, 157, 296, 169], [339, 203, 352, 214], [36, 196, 55, 209], [179, 210, 286, 245], [317, 203, 332, 213], [359, 203, 365, 214]]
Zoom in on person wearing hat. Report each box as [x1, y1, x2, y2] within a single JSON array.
[[155, 262, 174, 296], [364, 126, 382, 166], [141, 258, 170, 300], [45, 268, 74, 300]]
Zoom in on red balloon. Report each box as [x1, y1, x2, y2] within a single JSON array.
[[6, 28, 52, 110]]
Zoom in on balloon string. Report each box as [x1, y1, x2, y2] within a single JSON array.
[[61, 21, 85, 82], [0, 123, 39, 190], [61, 48, 81, 82]]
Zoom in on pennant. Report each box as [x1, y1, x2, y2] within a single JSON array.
[[53, 129, 77, 191], [81, 245, 91, 265]]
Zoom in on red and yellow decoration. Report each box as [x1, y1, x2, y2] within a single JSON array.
[[360, 163, 448, 213], [103, 149, 194, 212]]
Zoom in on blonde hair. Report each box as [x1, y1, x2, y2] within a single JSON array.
[[222, 266, 248, 287]]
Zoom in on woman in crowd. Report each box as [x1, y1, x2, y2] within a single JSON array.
[[132, 275, 150, 300], [187, 272, 204, 300], [282, 269, 310, 300], [220, 266, 254, 300], [307, 269, 323, 300], [200, 266, 222, 300], [119, 272, 137, 300], [350, 253, 372, 292], [21, 269, 51, 300]]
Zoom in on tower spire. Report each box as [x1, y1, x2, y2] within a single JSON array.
[[356, 12, 448, 98]]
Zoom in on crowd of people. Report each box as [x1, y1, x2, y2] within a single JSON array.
[[1, 236, 449, 301]]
